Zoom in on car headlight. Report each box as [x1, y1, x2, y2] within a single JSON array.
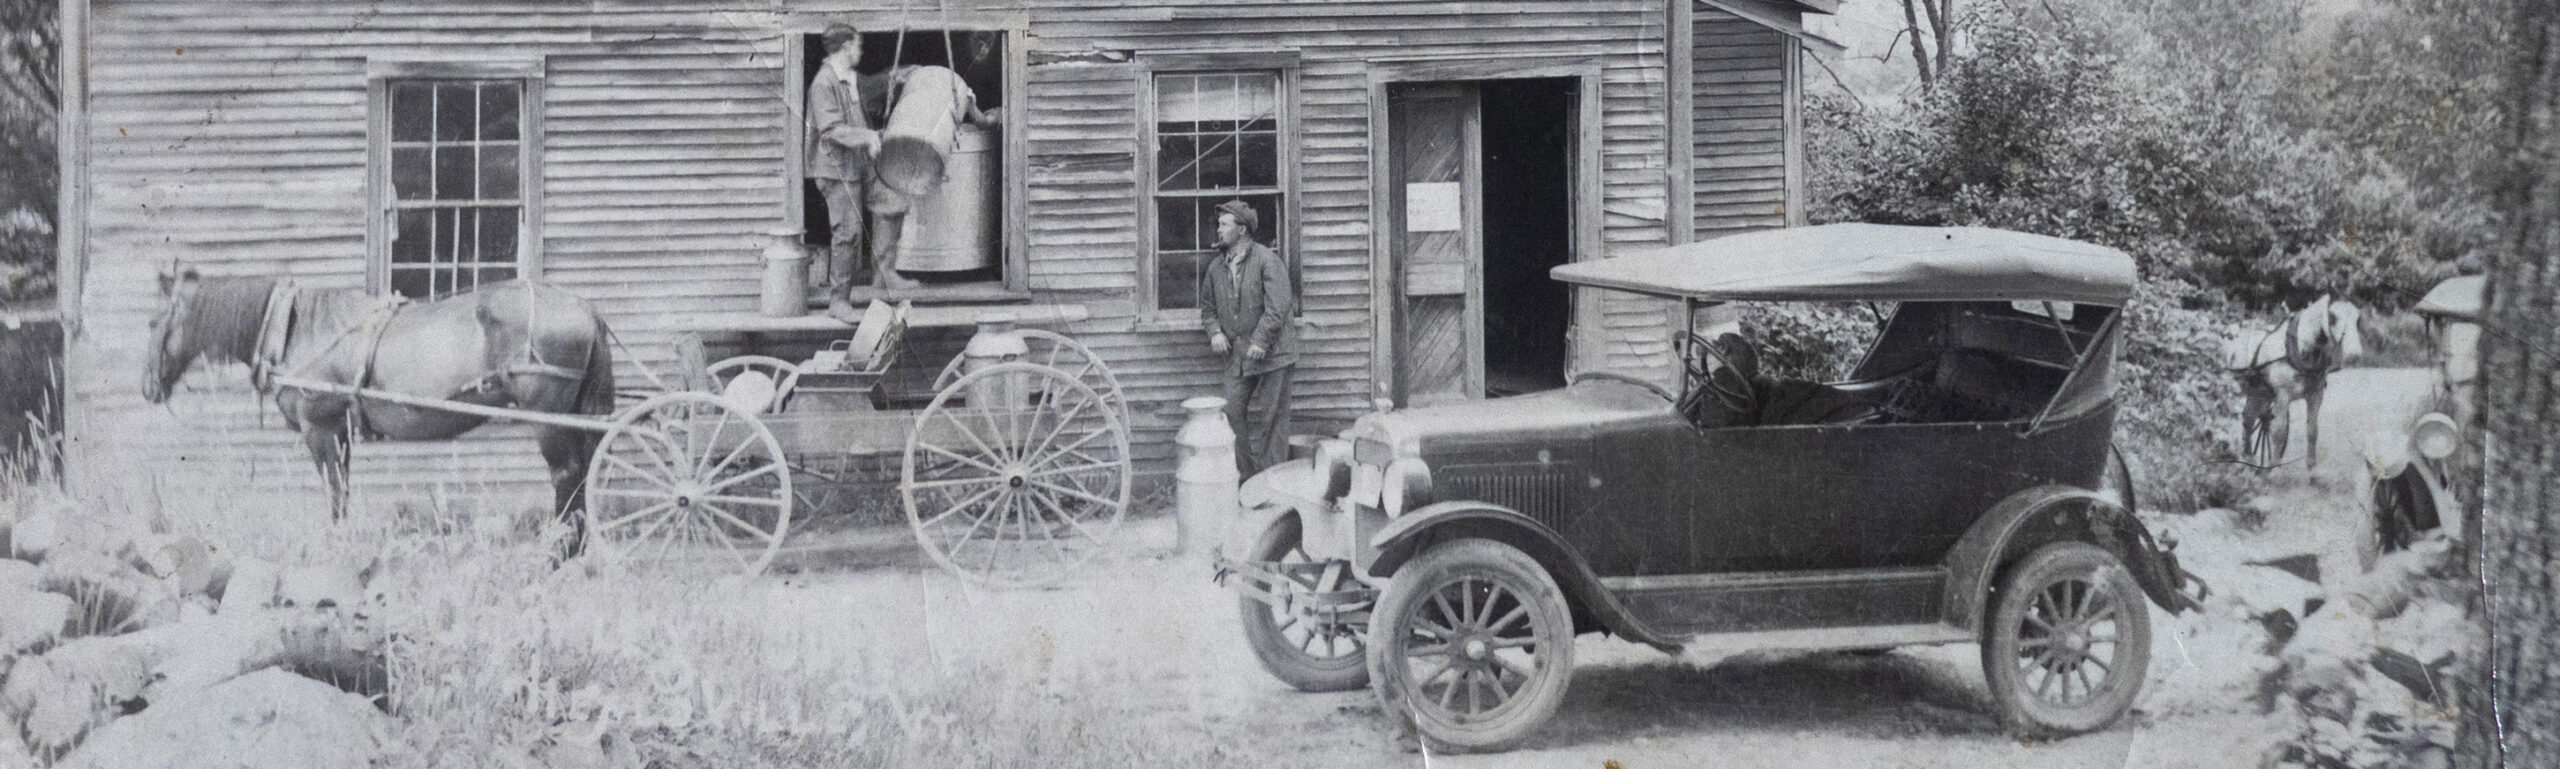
[[1380, 458, 1434, 517], [1311, 439, 1354, 500], [2412, 412, 2460, 460]]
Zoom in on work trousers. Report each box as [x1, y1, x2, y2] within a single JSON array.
[[1223, 364, 1294, 477], [820, 179, 908, 297]]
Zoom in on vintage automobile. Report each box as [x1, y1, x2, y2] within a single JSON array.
[[1218, 223, 2200, 752], [2364, 274, 2484, 552]]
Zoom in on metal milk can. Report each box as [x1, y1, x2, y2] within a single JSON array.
[[960, 314, 1030, 424], [758, 228, 809, 318], [1175, 396, 1240, 556]]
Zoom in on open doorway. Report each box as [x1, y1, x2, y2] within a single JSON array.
[[1385, 76, 1579, 405], [1480, 78, 1576, 397]]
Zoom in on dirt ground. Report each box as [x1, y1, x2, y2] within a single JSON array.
[[710, 368, 2439, 768]]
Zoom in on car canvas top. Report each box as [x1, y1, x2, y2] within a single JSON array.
[[2414, 274, 2485, 321], [1549, 223, 2137, 306]]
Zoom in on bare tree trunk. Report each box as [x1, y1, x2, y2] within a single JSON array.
[[2476, 1, 2559, 767], [1902, 0, 1935, 90], [1925, 0, 1956, 81]]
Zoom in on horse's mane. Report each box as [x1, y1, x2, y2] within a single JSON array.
[[188, 275, 279, 366]]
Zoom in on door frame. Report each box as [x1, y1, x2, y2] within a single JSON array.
[[1364, 58, 1606, 405]]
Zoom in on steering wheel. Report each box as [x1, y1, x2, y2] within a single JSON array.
[[1571, 371, 1677, 403], [1682, 333, 1759, 421]]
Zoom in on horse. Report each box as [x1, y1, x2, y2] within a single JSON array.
[[140, 262, 617, 546], [2222, 295, 2365, 470]]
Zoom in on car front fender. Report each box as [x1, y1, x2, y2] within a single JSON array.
[[1367, 502, 1684, 652], [1942, 485, 2200, 636]]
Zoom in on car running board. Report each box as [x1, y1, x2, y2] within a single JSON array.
[[1677, 623, 1976, 655], [1601, 566, 1951, 638]]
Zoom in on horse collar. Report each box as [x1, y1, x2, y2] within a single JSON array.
[[250, 283, 300, 393]]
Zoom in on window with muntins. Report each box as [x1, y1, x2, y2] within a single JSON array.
[[384, 79, 525, 299], [1151, 71, 1285, 312]]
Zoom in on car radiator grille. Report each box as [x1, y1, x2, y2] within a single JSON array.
[[1439, 466, 1575, 531]]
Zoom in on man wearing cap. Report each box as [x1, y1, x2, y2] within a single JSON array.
[[805, 23, 900, 319], [1198, 199, 1299, 475]]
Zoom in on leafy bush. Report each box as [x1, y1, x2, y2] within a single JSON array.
[[1734, 301, 1887, 383], [1806, 6, 2465, 311], [1803, 3, 2488, 509]]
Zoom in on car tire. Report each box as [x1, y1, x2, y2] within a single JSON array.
[[1981, 541, 2153, 738], [1237, 515, 1371, 692], [1367, 538, 1574, 754]]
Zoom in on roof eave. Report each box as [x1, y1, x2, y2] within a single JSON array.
[[1696, 0, 1848, 56]]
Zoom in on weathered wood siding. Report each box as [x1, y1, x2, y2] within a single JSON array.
[[1693, 6, 1791, 233], [71, 2, 789, 510], [66, 0, 1804, 513], [989, 0, 1698, 448]]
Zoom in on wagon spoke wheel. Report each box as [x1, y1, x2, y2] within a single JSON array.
[[705, 355, 804, 414], [934, 330, 1127, 422], [586, 391, 794, 576], [904, 361, 1130, 589]]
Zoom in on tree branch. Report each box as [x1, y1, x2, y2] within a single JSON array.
[[1902, 0, 1936, 90]]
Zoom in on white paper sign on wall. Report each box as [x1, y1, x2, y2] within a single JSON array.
[[1405, 182, 1463, 233]]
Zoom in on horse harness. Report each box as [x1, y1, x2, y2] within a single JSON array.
[[249, 282, 588, 437], [2237, 297, 2340, 377]]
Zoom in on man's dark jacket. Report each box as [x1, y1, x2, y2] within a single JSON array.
[[1198, 240, 1299, 377]]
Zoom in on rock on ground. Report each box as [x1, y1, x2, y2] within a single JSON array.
[[55, 669, 394, 769], [0, 589, 70, 653]]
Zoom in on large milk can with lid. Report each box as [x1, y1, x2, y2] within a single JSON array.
[[897, 124, 1001, 273], [960, 313, 1030, 413], [758, 228, 809, 317]]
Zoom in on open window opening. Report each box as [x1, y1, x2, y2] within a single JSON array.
[[799, 28, 1010, 297]]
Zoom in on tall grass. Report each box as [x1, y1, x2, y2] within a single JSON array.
[[1, 416, 1224, 767], [374, 517, 1227, 768]]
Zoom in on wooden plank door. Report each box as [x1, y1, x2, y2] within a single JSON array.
[[1388, 83, 1483, 406]]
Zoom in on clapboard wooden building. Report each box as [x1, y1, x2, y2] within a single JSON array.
[[56, 0, 1835, 513]]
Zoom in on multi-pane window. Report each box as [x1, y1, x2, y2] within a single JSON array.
[[385, 79, 525, 299], [1151, 72, 1285, 311]]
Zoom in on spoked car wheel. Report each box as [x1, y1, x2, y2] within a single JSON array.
[[1369, 539, 1574, 754], [1982, 541, 2152, 737], [584, 392, 794, 575], [1238, 515, 1369, 692], [902, 362, 1132, 589]]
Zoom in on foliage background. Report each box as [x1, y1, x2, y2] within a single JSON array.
[[1802, 0, 2501, 508], [0, 0, 53, 305]]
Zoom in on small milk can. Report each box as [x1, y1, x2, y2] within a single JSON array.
[[758, 229, 809, 318], [960, 314, 1030, 416], [1175, 396, 1240, 557]]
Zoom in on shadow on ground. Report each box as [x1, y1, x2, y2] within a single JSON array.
[[1521, 648, 2002, 751]]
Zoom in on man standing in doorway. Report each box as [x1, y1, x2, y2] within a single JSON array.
[[805, 23, 900, 321], [1199, 199, 1298, 475]]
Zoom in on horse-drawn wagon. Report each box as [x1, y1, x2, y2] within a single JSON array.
[[143, 264, 1131, 586], [593, 305, 1135, 586]]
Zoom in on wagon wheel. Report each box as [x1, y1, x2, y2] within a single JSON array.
[[705, 355, 803, 414], [584, 391, 794, 575], [934, 329, 1127, 419], [903, 361, 1131, 589]]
